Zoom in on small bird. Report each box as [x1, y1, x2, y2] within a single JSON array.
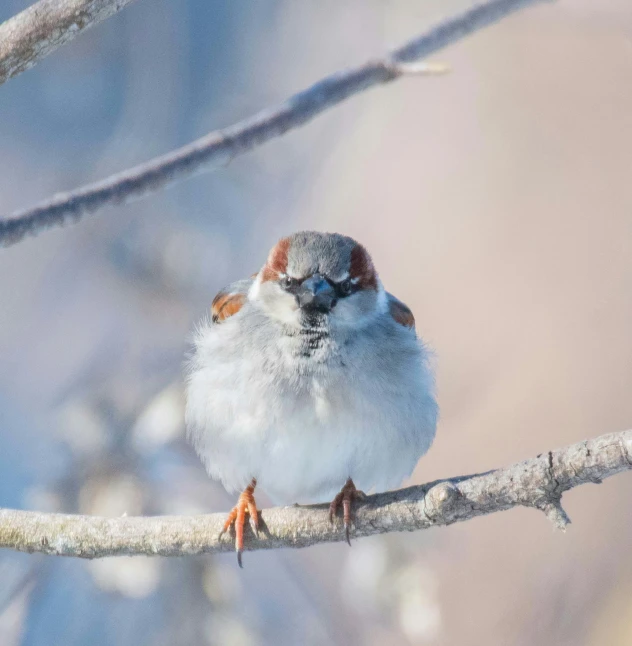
[[185, 231, 437, 565]]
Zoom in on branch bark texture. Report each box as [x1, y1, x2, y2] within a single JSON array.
[[0, 0, 547, 248], [0, 0, 138, 87], [1, 430, 630, 559]]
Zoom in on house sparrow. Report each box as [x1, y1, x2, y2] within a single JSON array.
[[185, 231, 437, 565]]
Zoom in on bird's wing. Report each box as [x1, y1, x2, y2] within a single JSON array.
[[387, 292, 415, 330], [211, 277, 254, 324]]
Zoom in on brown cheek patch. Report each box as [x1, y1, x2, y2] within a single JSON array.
[[261, 237, 290, 282], [349, 244, 378, 290], [212, 292, 246, 323], [389, 299, 415, 329]]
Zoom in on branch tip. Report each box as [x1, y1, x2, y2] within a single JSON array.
[[539, 500, 571, 531], [387, 61, 451, 77]]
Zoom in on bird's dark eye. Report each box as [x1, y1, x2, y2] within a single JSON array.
[[339, 278, 352, 296], [281, 275, 297, 290]]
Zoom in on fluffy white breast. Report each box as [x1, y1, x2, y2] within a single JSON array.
[[185, 302, 437, 504]]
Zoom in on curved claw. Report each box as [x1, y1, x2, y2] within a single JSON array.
[[329, 478, 365, 545], [343, 495, 352, 546], [221, 478, 258, 567]]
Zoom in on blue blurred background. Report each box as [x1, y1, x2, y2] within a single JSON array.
[[1, 1, 632, 644]]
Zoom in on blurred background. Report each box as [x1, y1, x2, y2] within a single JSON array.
[[1, 0, 632, 644]]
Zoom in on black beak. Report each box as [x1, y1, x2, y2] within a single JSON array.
[[296, 274, 337, 313]]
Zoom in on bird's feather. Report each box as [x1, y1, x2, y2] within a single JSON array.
[[387, 293, 415, 329], [211, 278, 253, 324]]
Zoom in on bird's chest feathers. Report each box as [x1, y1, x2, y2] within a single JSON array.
[[296, 374, 337, 424], [243, 329, 354, 429]]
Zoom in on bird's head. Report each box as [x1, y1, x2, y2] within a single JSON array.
[[250, 231, 385, 329]]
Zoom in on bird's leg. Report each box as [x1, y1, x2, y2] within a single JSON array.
[[329, 478, 366, 546], [219, 478, 259, 567]]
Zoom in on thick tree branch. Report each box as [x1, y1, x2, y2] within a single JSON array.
[[0, 0, 138, 87], [1, 430, 630, 559], [0, 0, 547, 248]]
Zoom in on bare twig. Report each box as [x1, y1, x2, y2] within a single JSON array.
[[0, 0, 138, 88], [0, 0, 548, 248], [1, 430, 630, 559]]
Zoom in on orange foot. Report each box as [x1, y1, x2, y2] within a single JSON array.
[[219, 478, 259, 567], [329, 478, 366, 546]]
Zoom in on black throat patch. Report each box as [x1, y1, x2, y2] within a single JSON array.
[[283, 313, 331, 358]]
